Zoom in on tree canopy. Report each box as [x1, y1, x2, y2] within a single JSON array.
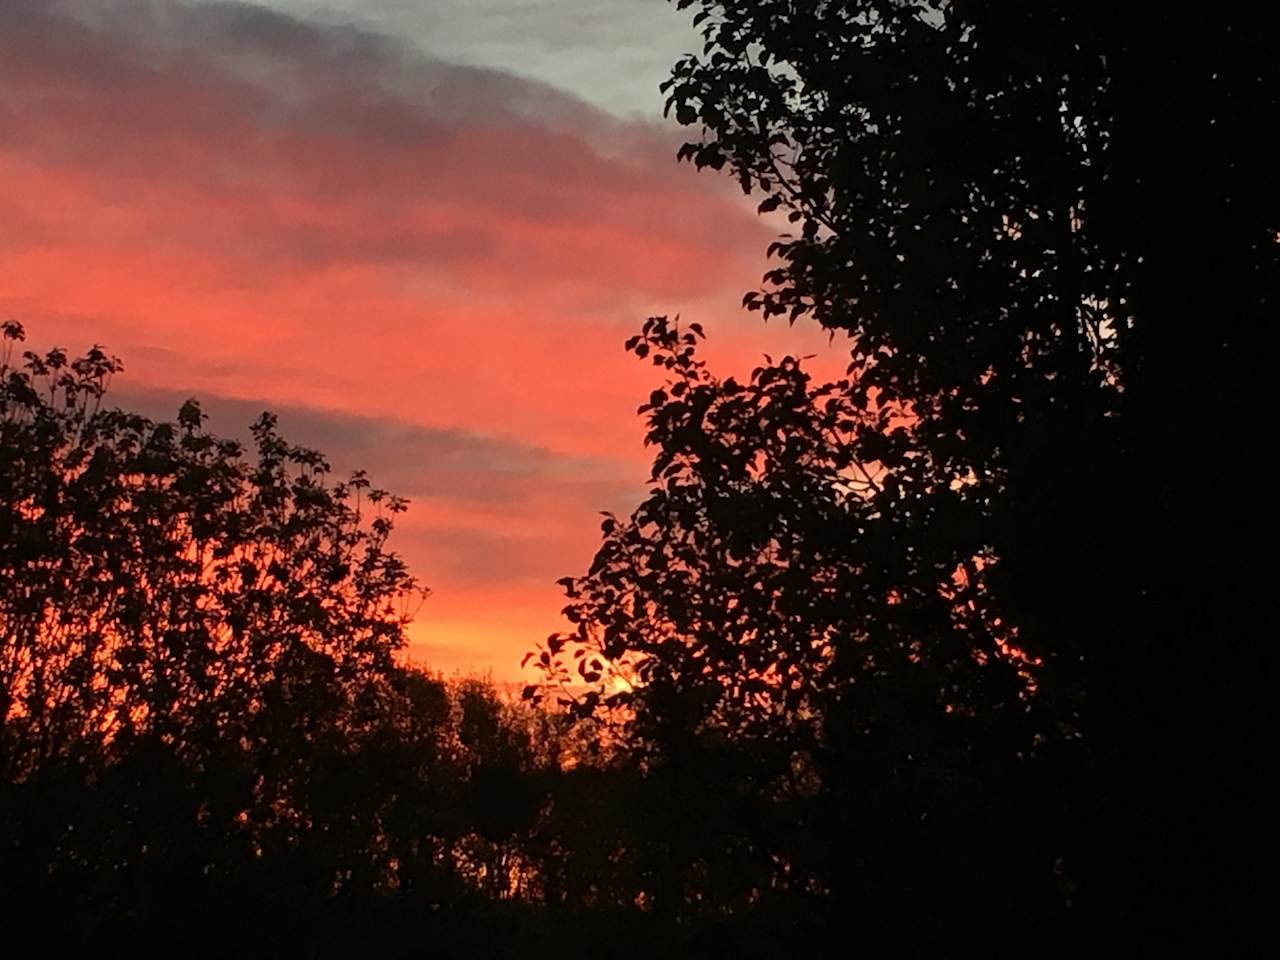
[[1, 320, 420, 779], [529, 1, 1278, 948]]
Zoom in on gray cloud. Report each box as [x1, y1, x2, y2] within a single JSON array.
[[224, 0, 699, 118], [112, 385, 644, 597], [115, 384, 639, 507], [6, 0, 668, 137]]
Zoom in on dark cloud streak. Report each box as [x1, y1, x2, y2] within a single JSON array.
[[116, 384, 639, 507]]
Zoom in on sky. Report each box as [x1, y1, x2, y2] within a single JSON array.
[[0, 0, 836, 678]]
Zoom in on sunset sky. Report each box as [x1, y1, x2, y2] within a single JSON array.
[[0, 0, 835, 678]]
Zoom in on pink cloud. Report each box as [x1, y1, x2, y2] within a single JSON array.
[[0, 0, 841, 676]]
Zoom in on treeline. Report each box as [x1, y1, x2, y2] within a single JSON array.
[[0, 325, 621, 954], [0, 324, 821, 957]]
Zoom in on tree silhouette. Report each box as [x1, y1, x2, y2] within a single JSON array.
[[0, 320, 434, 936], [529, 315, 1063, 945], [0, 324, 543, 950], [532, 1, 1278, 948], [0, 321, 420, 771]]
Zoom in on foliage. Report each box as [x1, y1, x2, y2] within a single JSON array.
[[528, 314, 1061, 937], [1, 320, 420, 780], [530, 0, 1278, 947], [0, 324, 562, 951], [0, 324, 757, 956]]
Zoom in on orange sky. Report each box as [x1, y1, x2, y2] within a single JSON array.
[[0, 0, 839, 678]]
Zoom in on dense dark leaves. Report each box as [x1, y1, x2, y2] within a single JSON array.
[[544, 316, 1032, 733], [530, 317, 1056, 935], [531, 1, 1278, 949], [1, 321, 420, 781]]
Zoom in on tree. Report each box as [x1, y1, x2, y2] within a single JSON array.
[[531, 315, 1062, 943], [534, 1, 1278, 947], [0, 321, 421, 770], [0, 320, 431, 937]]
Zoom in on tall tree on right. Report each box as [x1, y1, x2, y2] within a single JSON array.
[[654, 1, 1275, 945]]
